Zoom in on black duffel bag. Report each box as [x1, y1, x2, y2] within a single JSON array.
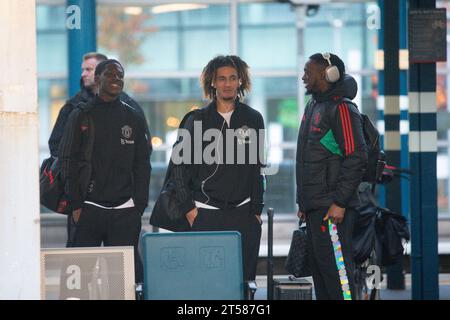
[[40, 156, 69, 214], [149, 162, 190, 232]]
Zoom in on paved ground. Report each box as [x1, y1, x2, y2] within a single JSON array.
[[253, 274, 450, 300], [257, 216, 450, 257], [41, 213, 450, 300]]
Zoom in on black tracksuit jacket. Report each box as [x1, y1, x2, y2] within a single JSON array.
[[59, 96, 150, 214], [296, 75, 368, 212], [172, 100, 265, 216]]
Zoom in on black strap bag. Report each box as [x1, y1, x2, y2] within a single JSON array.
[[40, 103, 95, 214], [150, 110, 201, 231], [40, 156, 68, 213], [376, 207, 410, 266], [285, 222, 311, 278], [338, 97, 386, 184], [353, 186, 378, 264], [149, 161, 190, 232]]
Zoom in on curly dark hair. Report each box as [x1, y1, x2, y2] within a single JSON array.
[[200, 55, 251, 100]]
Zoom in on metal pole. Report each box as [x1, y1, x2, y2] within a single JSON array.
[[267, 207, 274, 300], [376, 0, 386, 208], [0, 0, 41, 299], [384, 0, 405, 290], [230, 0, 238, 55], [295, 5, 307, 119], [399, 0, 410, 226], [67, 0, 97, 97]]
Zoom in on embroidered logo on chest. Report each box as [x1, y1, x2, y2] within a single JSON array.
[[121, 125, 134, 145], [314, 113, 321, 125], [237, 125, 252, 145], [121, 125, 132, 139]]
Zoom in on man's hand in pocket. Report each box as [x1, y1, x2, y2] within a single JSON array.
[[72, 208, 82, 223], [186, 207, 198, 227]]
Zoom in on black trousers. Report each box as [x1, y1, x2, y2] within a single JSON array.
[[190, 203, 262, 281], [66, 204, 143, 283], [305, 207, 356, 300]]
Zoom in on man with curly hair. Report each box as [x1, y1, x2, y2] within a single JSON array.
[[171, 55, 266, 281]]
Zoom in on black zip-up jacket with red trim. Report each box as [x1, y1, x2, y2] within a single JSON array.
[[296, 75, 368, 212], [59, 96, 150, 214], [172, 100, 265, 216]]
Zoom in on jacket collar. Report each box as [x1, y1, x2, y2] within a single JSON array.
[[78, 78, 95, 102], [79, 86, 95, 102], [93, 95, 121, 107], [206, 98, 242, 114], [312, 74, 358, 103], [205, 98, 242, 125]]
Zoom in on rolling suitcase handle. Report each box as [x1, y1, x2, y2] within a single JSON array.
[[267, 207, 274, 300]]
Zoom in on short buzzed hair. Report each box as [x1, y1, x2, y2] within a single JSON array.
[[95, 59, 124, 76], [83, 52, 108, 62]]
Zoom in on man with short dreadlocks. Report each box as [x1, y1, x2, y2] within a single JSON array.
[[297, 53, 367, 300], [171, 55, 266, 281]]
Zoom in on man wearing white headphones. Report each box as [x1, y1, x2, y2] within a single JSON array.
[[170, 55, 266, 282], [296, 53, 368, 300]]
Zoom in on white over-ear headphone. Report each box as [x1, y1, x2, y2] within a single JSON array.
[[322, 52, 340, 83]]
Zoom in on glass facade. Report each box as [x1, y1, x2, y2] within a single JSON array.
[[35, 0, 447, 218], [436, 1, 450, 217], [239, 3, 297, 70], [37, 5, 67, 161]]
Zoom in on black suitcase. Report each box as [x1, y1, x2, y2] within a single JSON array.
[[273, 277, 313, 300], [267, 208, 312, 300]]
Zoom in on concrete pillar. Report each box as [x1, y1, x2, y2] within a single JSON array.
[[0, 0, 41, 299]]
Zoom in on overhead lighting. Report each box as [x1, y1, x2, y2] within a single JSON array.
[[331, 18, 343, 28], [286, 0, 330, 4], [152, 136, 163, 147], [167, 117, 181, 128], [152, 4, 208, 14], [124, 6, 143, 15]]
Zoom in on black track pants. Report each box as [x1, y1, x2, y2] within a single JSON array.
[[190, 203, 262, 281], [305, 207, 356, 300]]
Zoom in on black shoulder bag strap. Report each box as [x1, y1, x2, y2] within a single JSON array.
[[165, 109, 203, 180], [77, 102, 95, 163], [78, 102, 95, 197], [84, 115, 95, 162]]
